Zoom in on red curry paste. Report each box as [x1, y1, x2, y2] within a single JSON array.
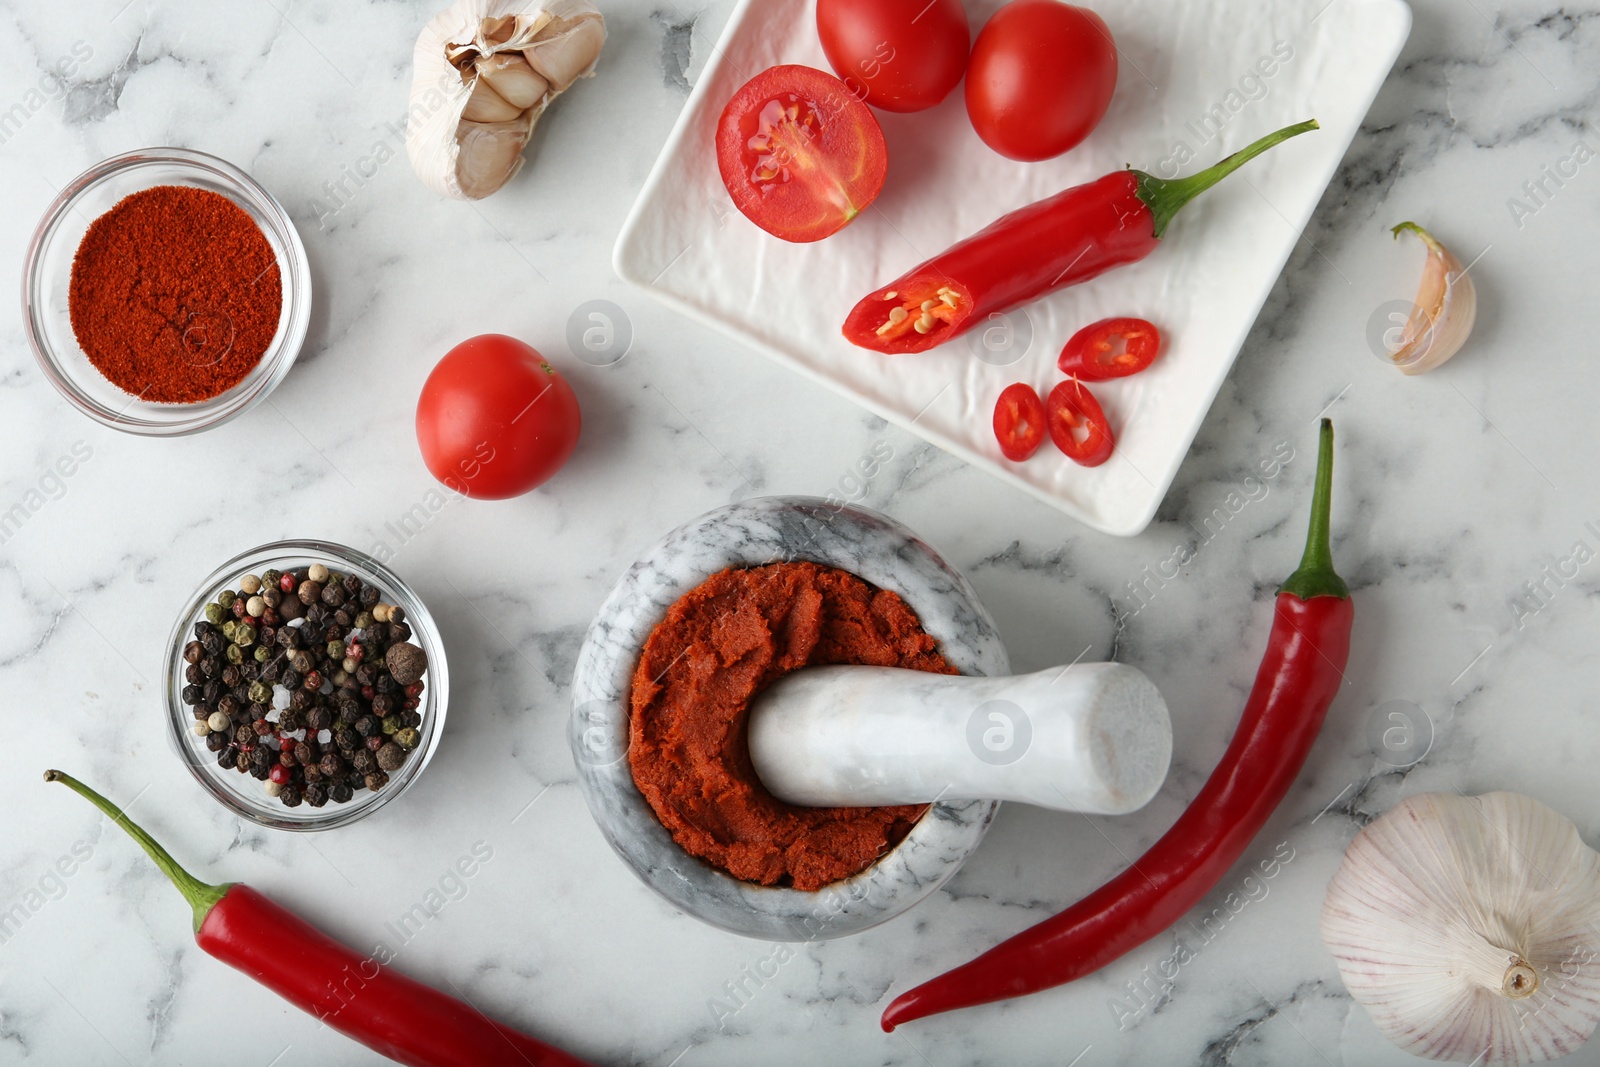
[[629, 562, 955, 891]]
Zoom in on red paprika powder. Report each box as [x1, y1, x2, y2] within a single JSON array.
[[69, 185, 282, 403]]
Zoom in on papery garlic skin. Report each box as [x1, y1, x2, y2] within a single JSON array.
[[407, 0, 605, 201], [1322, 792, 1600, 1065], [1387, 221, 1478, 375]]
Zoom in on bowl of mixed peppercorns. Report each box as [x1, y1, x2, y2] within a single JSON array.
[[164, 540, 448, 830]]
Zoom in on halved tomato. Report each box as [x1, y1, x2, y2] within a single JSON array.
[[715, 65, 889, 243]]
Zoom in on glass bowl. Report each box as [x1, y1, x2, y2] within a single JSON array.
[[164, 540, 448, 831], [23, 147, 312, 436]]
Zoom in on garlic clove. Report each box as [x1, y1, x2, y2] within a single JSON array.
[[461, 76, 525, 123], [476, 52, 549, 109], [1322, 792, 1600, 1065], [522, 13, 606, 92], [454, 120, 532, 201], [406, 0, 605, 201], [1386, 221, 1478, 375]]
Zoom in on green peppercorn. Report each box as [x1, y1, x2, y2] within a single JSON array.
[[254, 645, 270, 663], [354, 611, 373, 630], [225, 643, 244, 665], [204, 602, 224, 624], [221, 619, 237, 640], [235, 623, 256, 647], [380, 715, 399, 736], [261, 569, 282, 587], [326, 640, 345, 661], [217, 590, 237, 611], [394, 727, 420, 750], [248, 681, 272, 704]]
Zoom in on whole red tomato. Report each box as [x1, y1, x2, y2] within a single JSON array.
[[415, 334, 581, 499], [966, 0, 1117, 162], [816, 0, 970, 113]]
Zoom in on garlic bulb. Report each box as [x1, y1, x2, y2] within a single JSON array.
[[1385, 221, 1478, 375], [1322, 792, 1600, 1064], [407, 0, 605, 200]]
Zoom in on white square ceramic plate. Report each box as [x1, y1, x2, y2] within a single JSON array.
[[615, 0, 1411, 534]]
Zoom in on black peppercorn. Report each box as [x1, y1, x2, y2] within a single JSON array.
[[256, 625, 276, 648], [330, 781, 353, 803], [251, 746, 271, 768], [354, 663, 377, 686], [400, 710, 422, 729], [218, 747, 238, 770], [279, 709, 302, 732], [281, 786, 302, 807], [248, 702, 268, 721], [334, 726, 358, 751], [307, 706, 332, 731], [318, 752, 344, 776], [371, 693, 395, 715], [281, 669, 301, 690], [234, 724, 253, 745], [375, 674, 396, 695], [294, 741, 313, 765], [184, 663, 202, 685], [261, 586, 282, 609], [183, 640, 204, 664], [194, 621, 214, 639], [206, 731, 226, 752], [389, 622, 413, 644], [202, 679, 222, 705], [277, 627, 301, 650], [304, 783, 328, 808], [221, 665, 242, 688], [279, 745, 296, 767], [217, 694, 240, 718], [260, 660, 281, 684], [364, 771, 389, 791], [365, 735, 384, 753], [201, 631, 223, 655], [251, 720, 272, 738], [354, 715, 380, 738], [181, 683, 202, 705], [250, 761, 271, 780], [320, 583, 345, 609], [302, 765, 323, 784]]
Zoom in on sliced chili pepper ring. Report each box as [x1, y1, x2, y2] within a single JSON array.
[[992, 382, 1046, 461], [844, 276, 971, 352], [1045, 379, 1113, 467], [1058, 317, 1162, 380]]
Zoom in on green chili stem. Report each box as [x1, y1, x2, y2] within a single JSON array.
[[44, 770, 231, 934], [1135, 119, 1320, 238], [1279, 418, 1350, 601]]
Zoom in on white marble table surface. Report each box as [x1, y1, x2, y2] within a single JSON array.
[[2, 1, 1596, 1064]]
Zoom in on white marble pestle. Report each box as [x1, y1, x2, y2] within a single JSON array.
[[748, 661, 1172, 816]]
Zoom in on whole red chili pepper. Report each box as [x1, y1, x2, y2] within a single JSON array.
[[44, 770, 594, 1067], [881, 418, 1353, 1030], [843, 119, 1319, 355]]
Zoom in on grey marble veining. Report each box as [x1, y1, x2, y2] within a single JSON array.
[[570, 495, 1007, 941], [3, 0, 1599, 1064]]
